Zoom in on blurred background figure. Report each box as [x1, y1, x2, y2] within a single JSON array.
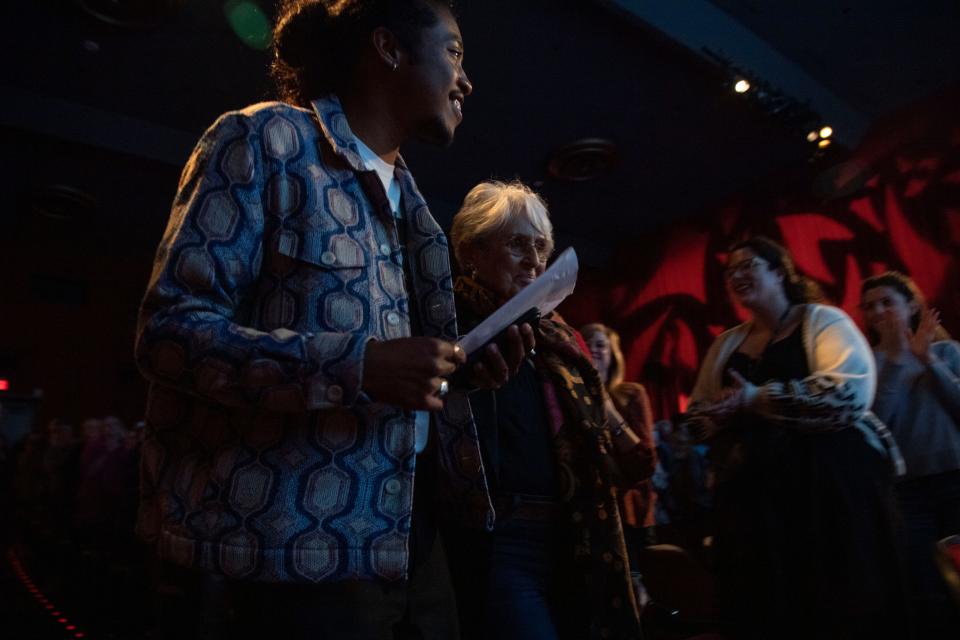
[[581, 323, 658, 557], [41, 419, 80, 539], [861, 271, 960, 638], [685, 236, 906, 639]]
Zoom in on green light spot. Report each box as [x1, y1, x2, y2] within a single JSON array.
[[224, 0, 272, 51]]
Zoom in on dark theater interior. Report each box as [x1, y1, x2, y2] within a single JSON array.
[[2, 1, 959, 639]]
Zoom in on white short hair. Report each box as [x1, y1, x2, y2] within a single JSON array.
[[450, 180, 554, 268]]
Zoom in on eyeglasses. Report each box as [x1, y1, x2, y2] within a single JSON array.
[[723, 256, 767, 280], [504, 234, 551, 264]]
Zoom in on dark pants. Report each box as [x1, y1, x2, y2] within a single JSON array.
[[896, 469, 960, 640], [447, 519, 588, 640], [156, 535, 458, 640], [484, 520, 562, 640]]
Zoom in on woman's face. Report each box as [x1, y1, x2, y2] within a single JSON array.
[[724, 248, 784, 310], [860, 285, 916, 337], [585, 331, 612, 383], [466, 215, 549, 300]]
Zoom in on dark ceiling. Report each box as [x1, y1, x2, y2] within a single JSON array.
[[0, 0, 957, 418], [2, 0, 958, 265]]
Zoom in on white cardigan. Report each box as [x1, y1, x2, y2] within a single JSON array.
[[687, 304, 903, 473]]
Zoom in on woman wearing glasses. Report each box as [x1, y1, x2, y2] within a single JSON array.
[[685, 237, 906, 639], [442, 181, 650, 640]]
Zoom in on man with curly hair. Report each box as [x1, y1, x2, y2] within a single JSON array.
[[135, 2, 532, 637]]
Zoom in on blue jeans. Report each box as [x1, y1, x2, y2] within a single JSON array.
[[482, 519, 587, 640]]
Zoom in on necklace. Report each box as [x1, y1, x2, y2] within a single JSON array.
[[742, 303, 795, 381], [766, 303, 795, 346]]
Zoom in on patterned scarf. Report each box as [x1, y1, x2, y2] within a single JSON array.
[[454, 276, 644, 639]]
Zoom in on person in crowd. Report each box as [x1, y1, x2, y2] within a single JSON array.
[[860, 271, 960, 638], [651, 417, 713, 557], [74, 416, 116, 543], [41, 419, 80, 541], [650, 419, 674, 527], [684, 236, 906, 639], [14, 430, 48, 536], [444, 180, 651, 640], [77, 417, 104, 468], [581, 323, 658, 555], [134, 2, 531, 638]]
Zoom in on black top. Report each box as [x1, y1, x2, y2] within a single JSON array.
[[484, 359, 558, 497], [726, 321, 809, 385], [711, 322, 906, 634]]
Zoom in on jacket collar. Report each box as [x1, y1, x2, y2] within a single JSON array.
[[309, 94, 410, 175]]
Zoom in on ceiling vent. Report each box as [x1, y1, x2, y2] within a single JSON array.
[[74, 0, 186, 29], [546, 138, 620, 182], [29, 184, 97, 225]]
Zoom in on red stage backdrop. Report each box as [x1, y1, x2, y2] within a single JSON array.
[[560, 90, 960, 421]]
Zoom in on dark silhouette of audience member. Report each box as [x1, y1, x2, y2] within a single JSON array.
[[581, 323, 658, 555], [861, 271, 960, 638]]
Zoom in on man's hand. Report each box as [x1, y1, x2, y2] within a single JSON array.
[[362, 337, 466, 411], [468, 323, 536, 390]]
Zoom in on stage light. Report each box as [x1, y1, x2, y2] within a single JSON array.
[[224, 1, 271, 50], [807, 131, 819, 142], [819, 126, 833, 139], [706, 49, 824, 142], [0, 379, 8, 391], [818, 139, 832, 149]]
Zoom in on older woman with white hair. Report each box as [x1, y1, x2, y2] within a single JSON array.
[[442, 180, 651, 640]]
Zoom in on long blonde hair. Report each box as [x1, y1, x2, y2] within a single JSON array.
[[581, 323, 626, 390]]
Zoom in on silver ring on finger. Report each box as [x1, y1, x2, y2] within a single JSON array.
[[438, 379, 450, 398]]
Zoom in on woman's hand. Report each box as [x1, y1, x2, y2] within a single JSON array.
[[696, 370, 758, 418], [468, 323, 536, 389], [908, 308, 940, 365]]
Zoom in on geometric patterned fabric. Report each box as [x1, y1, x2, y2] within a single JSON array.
[[135, 96, 492, 583]]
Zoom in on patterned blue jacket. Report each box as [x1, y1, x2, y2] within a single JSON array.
[[135, 96, 492, 583]]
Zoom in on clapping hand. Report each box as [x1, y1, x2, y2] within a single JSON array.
[[908, 308, 940, 364], [697, 369, 758, 418]]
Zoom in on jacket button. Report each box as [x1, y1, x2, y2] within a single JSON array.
[[387, 312, 401, 326], [379, 243, 391, 256], [326, 385, 343, 402], [320, 251, 337, 265], [385, 479, 402, 495]]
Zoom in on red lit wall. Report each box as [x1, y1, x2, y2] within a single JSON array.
[[560, 90, 960, 421]]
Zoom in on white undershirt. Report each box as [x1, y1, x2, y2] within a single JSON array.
[[354, 138, 430, 454], [354, 138, 401, 216]]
